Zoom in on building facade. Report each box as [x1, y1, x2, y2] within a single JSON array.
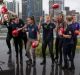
[[49, 0, 64, 17], [65, 7, 80, 22], [6, 1, 15, 12], [22, 0, 28, 20], [34, 0, 43, 22], [21, 0, 43, 21], [4, 0, 43, 22]]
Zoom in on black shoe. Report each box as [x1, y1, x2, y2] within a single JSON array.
[[62, 65, 68, 70], [58, 61, 62, 65], [33, 60, 36, 64], [7, 51, 11, 54], [25, 53, 29, 58], [54, 57, 58, 60], [26, 59, 32, 65], [69, 65, 75, 71], [32, 61, 36, 67], [40, 61, 46, 65], [68, 67, 74, 71]]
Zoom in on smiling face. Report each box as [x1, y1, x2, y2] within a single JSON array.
[[45, 15, 51, 23], [57, 14, 64, 22], [27, 17, 35, 25], [3, 14, 9, 21], [14, 17, 19, 24], [27, 18, 32, 25]]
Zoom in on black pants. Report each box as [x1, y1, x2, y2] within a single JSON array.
[[21, 32, 27, 49], [63, 44, 74, 66], [72, 38, 77, 59], [42, 39, 54, 62], [13, 37, 23, 57], [6, 33, 12, 51], [55, 37, 63, 62]]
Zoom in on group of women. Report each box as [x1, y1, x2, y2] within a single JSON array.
[[2, 13, 80, 70]]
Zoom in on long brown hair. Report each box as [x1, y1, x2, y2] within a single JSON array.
[[57, 13, 64, 23], [28, 16, 35, 24]]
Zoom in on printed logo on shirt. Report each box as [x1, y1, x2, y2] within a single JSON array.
[[50, 25, 53, 29], [32, 28, 34, 32], [44, 25, 48, 29], [69, 31, 71, 34]]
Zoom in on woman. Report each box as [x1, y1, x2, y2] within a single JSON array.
[[25, 16, 40, 66], [71, 15, 80, 59], [55, 13, 66, 65], [39, 15, 55, 66], [62, 16, 75, 70], [11, 17, 23, 60], [3, 14, 14, 54]]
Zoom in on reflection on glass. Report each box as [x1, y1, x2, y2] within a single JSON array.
[[42, 65, 46, 75], [59, 66, 62, 75], [26, 63, 31, 75], [20, 60, 24, 75], [8, 54, 15, 75], [55, 64, 58, 75], [50, 66, 54, 75], [16, 57, 19, 75], [8, 54, 13, 69], [33, 66, 37, 75]]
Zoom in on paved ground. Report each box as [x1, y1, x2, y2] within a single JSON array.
[[0, 40, 80, 75]]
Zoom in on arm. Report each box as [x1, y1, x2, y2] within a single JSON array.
[[36, 25, 40, 41], [17, 23, 28, 32], [63, 34, 71, 38], [38, 16, 43, 30], [63, 27, 73, 38], [37, 31, 40, 41], [22, 24, 28, 32]]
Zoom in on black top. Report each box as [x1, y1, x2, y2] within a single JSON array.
[[3, 19, 25, 36], [11, 23, 22, 38], [63, 24, 74, 45], [3, 21, 12, 36], [11, 19, 25, 38], [42, 23, 55, 41]]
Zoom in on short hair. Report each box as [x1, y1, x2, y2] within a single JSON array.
[[66, 15, 73, 22]]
